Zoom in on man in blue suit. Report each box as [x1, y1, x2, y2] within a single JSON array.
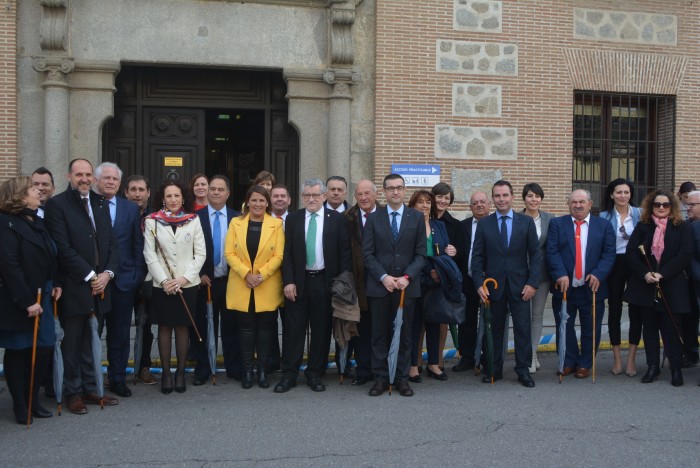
[[472, 180, 541, 387], [95, 162, 145, 397], [194, 175, 241, 385], [546, 189, 616, 379]]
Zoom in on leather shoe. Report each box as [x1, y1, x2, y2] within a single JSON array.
[[559, 366, 576, 376], [227, 372, 242, 381], [481, 372, 503, 383], [351, 375, 371, 386], [110, 382, 132, 397], [66, 395, 88, 415], [274, 377, 297, 393], [368, 380, 389, 396], [574, 368, 590, 379], [452, 358, 475, 372], [426, 367, 448, 381], [83, 393, 119, 406], [641, 365, 660, 383], [518, 373, 536, 388], [407, 374, 422, 383], [396, 380, 414, 397], [671, 369, 683, 387], [31, 403, 53, 419], [193, 375, 209, 386], [307, 377, 326, 392]]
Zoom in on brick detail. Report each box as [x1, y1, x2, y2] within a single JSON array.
[[0, 1, 18, 179]]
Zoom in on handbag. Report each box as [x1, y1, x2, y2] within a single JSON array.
[[423, 286, 466, 325]]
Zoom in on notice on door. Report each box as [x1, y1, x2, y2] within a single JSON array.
[[164, 156, 183, 167]]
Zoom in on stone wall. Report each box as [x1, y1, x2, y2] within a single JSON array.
[[574, 8, 677, 46], [437, 40, 517, 76], [454, 0, 502, 33], [0, 1, 18, 179], [452, 83, 501, 117]]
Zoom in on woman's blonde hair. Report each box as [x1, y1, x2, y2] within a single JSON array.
[[0, 176, 32, 215]]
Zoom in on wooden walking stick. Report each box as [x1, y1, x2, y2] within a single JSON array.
[[27, 288, 42, 429], [592, 290, 596, 383]]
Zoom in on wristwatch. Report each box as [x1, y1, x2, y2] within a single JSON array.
[[106, 270, 115, 280]]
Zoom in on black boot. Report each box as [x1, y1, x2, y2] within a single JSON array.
[[31, 348, 53, 418], [256, 328, 272, 389], [641, 365, 660, 383], [240, 329, 255, 389], [671, 368, 684, 387], [4, 349, 29, 425]]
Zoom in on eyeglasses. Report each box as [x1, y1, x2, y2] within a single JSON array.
[[687, 203, 700, 208], [652, 202, 671, 209], [385, 185, 405, 193], [619, 226, 629, 241], [301, 193, 323, 200]]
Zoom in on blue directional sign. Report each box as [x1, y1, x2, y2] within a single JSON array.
[[391, 164, 441, 187]]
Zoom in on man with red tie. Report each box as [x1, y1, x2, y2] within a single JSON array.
[[546, 189, 616, 378]]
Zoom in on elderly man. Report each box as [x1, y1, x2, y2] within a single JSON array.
[[453, 191, 491, 372], [45, 159, 120, 414], [546, 189, 616, 379], [94, 162, 144, 398], [275, 178, 352, 393], [472, 181, 541, 387]]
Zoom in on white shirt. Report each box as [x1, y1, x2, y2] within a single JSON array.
[[360, 206, 377, 227], [208, 205, 229, 278], [571, 214, 590, 288], [467, 217, 478, 276], [305, 207, 325, 270], [615, 208, 634, 254], [387, 204, 405, 232]]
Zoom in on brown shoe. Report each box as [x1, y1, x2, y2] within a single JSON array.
[[83, 393, 119, 406], [396, 380, 414, 397], [575, 368, 590, 379], [559, 366, 576, 376], [136, 368, 157, 385], [66, 395, 88, 415]]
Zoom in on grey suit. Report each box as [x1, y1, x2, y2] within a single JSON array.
[[472, 211, 542, 377], [363, 205, 426, 382]]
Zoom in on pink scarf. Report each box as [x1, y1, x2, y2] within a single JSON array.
[[651, 215, 668, 263]]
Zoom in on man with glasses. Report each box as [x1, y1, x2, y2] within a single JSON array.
[[363, 174, 426, 396], [546, 189, 615, 380], [275, 179, 351, 393]]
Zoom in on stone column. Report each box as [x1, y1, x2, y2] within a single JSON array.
[[324, 71, 355, 180], [32, 56, 74, 178]]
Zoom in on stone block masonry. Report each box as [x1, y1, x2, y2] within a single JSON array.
[[437, 40, 517, 76], [435, 126, 517, 161], [454, 0, 502, 33], [0, 1, 18, 179], [574, 8, 677, 46], [453, 83, 502, 117]]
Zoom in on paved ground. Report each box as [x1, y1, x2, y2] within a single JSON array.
[[1, 349, 699, 467]]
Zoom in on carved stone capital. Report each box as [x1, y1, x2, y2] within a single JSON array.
[[32, 57, 75, 88], [39, 0, 69, 51]]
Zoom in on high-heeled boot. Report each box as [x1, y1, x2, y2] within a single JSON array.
[[240, 329, 255, 389], [671, 368, 684, 387], [256, 328, 272, 389]]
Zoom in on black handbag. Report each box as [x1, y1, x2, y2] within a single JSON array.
[[423, 287, 466, 325]]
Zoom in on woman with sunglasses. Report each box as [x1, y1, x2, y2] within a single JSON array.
[[624, 191, 693, 386], [600, 179, 642, 376]]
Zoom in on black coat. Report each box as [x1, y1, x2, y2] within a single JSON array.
[[0, 212, 57, 332], [45, 187, 119, 318], [282, 208, 352, 297], [196, 206, 241, 279], [435, 210, 467, 271], [624, 220, 693, 312]]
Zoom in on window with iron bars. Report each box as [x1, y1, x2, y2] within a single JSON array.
[[573, 92, 675, 211]]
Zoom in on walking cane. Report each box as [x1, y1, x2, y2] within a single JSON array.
[[27, 288, 42, 429], [592, 290, 596, 383]]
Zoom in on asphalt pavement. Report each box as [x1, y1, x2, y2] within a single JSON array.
[[1, 348, 699, 467]]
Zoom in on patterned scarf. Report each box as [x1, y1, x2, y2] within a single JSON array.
[[651, 215, 668, 263], [146, 208, 198, 228]]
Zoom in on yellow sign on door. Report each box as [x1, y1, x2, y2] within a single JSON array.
[[164, 157, 183, 167]]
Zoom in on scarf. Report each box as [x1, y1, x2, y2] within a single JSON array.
[[651, 215, 668, 263], [146, 208, 197, 228]]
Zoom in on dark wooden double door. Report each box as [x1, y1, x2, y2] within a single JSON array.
[[103, 66, 299, 207]]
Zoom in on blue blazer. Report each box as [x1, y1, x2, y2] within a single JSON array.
[[472, 211, 541, 302], [112, 197, 146, 292], [546, 215, 616, 300], [196, 206, 241, 279]]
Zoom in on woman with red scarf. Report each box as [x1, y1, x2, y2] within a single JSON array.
[[624, 190, 693, 387], [144, 180, 206, 394]]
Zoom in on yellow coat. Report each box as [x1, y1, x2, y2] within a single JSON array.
[[225, 213, 284, 312]]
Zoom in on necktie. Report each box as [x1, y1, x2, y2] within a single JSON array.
[[390, 211, 399, 242], [109, 200, 115, 227], [83, 197, 95, 230], [213, 211, 221, 267], [306, 212, 317, 267], [500, 215, 508, 249], [575, 220, 584, 280]]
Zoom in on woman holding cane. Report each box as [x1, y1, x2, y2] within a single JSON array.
[[624, 190, 692, 386], [144, 180, 206, 394]]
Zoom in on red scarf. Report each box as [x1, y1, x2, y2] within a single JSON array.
[[145, 209, 198, 229]]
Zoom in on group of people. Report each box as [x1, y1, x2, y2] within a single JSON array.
[[1, 159, 699, 426]]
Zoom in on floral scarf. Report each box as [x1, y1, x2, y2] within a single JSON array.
[[651, 215, 668, 263], [145, 209, 198, 228]]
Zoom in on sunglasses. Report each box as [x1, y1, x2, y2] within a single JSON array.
[[652, 202, 671, 209], [619, 226, 629, 240]]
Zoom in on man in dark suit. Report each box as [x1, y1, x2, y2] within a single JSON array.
[[345, 179, 381, 386], [546, 189, 616, 378], [269, 184, 292, 372], [363, 174, 426, 397], [45, 158, 120, 414], [31, 166, 55, 219], [194, 175, 241, 385], [683, 190, 700, 368], [275, 178, 352, 393], [95, 162, 145, 397], [453, 191, 491, 372], [472, 180, 541, 387]]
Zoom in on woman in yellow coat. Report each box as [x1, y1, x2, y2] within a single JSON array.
[[225, 185, 284, 389]]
